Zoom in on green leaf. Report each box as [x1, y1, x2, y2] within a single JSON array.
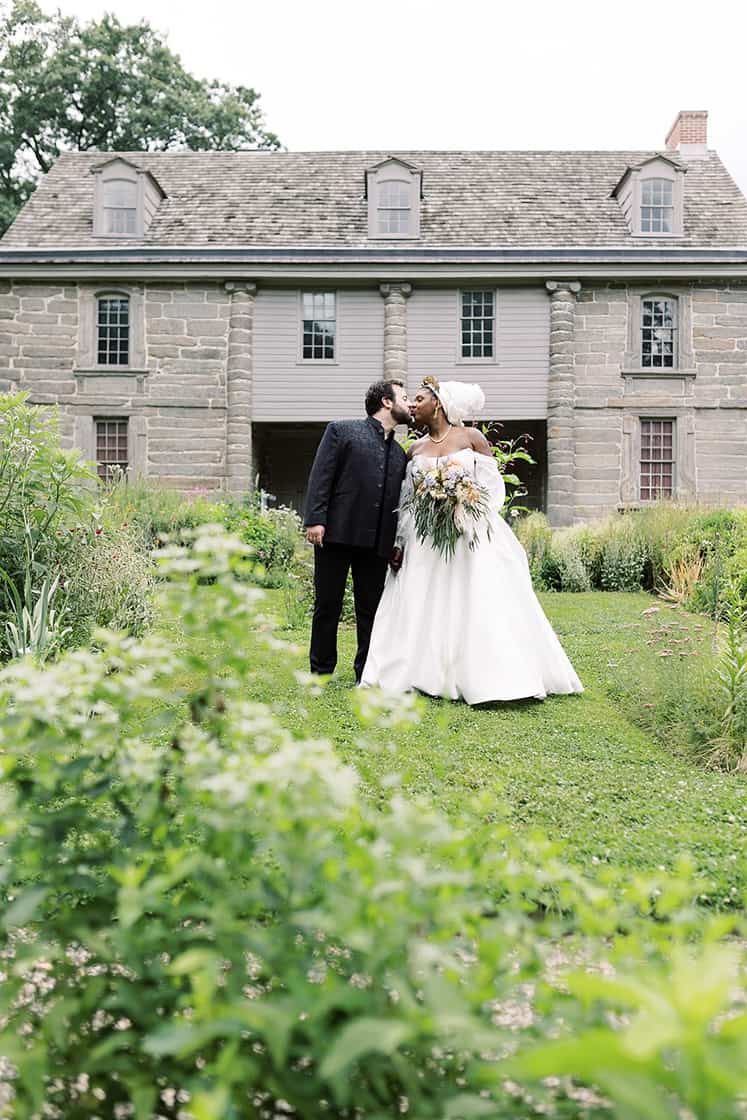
[[320, 1018, 412, 1079], [190, 1087, 230, 1120], [443, 1094, 498, 1117], [2, 886, 46, 930], [143, 1019, 233, 1058]]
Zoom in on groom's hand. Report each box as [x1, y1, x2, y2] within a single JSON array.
[[306, 525, 325, 547], [389, 546, 403, 572]]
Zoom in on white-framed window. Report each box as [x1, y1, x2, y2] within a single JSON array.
[[97, 295, 130, 366], [623, 288, 693, 375], [461, 290, 495, 359], [641, 295, 677, 369], [641, 178, 674, 234], [377, 180, 412, 236], [301, 292, 336, 361], [95, 417, 129, 481], [639, 418, 675, 501], [102, 178, 138, 235]]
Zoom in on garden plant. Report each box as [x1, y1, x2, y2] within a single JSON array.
[[0, 527, 745, 1118]]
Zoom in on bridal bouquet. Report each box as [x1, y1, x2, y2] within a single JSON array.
[[402, 458, 492, 560]]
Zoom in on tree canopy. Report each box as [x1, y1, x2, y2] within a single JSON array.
[[0, 0, 281, 233]]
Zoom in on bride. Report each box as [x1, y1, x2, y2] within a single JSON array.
[[360, 377, 583, 705]]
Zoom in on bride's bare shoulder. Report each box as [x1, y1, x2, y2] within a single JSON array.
[[467, 425, 493, 456], [407, 436, 429, 461]]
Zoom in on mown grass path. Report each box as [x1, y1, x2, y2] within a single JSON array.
[[248, 590, 746, 904]]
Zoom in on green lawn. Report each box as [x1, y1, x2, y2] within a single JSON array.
[[245, 590, 746, 905]]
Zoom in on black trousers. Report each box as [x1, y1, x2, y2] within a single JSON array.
[[310, 543, 388, 682]]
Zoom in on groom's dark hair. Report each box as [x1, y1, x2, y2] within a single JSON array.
[[365, 378, 405, 416]]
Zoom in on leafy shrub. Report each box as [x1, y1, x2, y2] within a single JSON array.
[[0, 393, 95, 660], [541, 528, 593, 592], [633, 504, 697, 590], [102, 477, 304, 588], [520, 506, 747, 618], [224, 500, 302, 585], [727, 546, 747, 609], [691, 591, 747, 772], [514, 511, 552, 586], [595, 517, 648, 592], [101, 476, 224, 546], [0, 528, 745, 1119], [684, 511, 747, 618], [59, 520, 155, 647]]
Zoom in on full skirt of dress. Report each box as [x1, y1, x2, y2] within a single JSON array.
[[360, 449, 583, 705]]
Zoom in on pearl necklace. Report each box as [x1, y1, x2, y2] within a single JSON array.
[[428, 424, 453, 445]]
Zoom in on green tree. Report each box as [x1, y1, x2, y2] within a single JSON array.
[[0, 0, 281, 233]]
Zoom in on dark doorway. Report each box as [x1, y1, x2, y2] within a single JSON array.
[[253, 419, 548, 515], [253, 422, 327, 512]]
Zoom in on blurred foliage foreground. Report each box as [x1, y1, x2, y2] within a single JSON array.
[[0, 528, 745, 1119]]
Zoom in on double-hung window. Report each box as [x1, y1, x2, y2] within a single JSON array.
[[377, 181, 412, 235], [461, 290, 495, 359], [102, 179, 138, 236], [302, 293, 336, 360], [97, 295, 130, 366], [640, 419, 674, 501], [641, 296, 676, 369], [95, 417, 129, 482], [640, 178, 674, 234]]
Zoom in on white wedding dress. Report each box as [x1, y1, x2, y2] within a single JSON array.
[[361, 449, 583, 705]]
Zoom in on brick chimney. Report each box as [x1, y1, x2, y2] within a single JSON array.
[[665, 110, 708, 156]]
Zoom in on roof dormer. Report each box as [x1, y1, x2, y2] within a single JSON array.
[[91, 157, 165, 238], [365, 157, 422, 239], [612, 155, 685, 238]]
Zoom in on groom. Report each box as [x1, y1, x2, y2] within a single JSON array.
[[304, 379, 411, 682]]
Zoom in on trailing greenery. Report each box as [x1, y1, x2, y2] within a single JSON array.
[[0, 529, 745, 1118]]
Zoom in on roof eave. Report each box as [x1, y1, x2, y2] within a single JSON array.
[[3, 244, 747, 283]]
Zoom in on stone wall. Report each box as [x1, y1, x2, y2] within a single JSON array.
[[2, 276, 746, 512], [0, 279, 230, 490], [0, 279, 79, 446], [566, 281, 747, 522]]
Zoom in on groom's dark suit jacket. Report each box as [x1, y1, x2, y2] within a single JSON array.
[[304, 417, 407, 559]]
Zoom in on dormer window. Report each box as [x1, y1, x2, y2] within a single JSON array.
[[102, 178, 138, 235], [366, 158, 421, 239], [641, 178, 674, 233], [378, 180, 412, 235], [612, 156, 684, 238], [91, 157, 165, 238]]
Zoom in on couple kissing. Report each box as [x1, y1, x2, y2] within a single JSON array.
[[303, 377, 582, 706]]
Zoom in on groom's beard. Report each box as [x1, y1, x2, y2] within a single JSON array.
[[391, 404, 412, 426]]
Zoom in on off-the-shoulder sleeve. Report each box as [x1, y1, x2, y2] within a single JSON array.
[[394, 466, 415, 548], [474, 453, 506, 512]]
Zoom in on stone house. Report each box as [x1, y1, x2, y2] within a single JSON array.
[[1, 108, 746, 524]]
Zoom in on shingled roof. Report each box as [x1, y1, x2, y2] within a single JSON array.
[[3, 148, 747, 249]]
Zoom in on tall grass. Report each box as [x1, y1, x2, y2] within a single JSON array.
[[515, 504, 747, 614]]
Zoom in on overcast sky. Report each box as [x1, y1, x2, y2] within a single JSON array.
[[55, 0, 747, 196]]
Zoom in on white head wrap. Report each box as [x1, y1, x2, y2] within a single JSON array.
[[423, 378, 485, 426]]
